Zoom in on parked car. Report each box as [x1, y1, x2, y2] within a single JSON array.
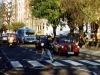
[[52, 35, 80, 56], [35, 35, 53, 49], [35, 35, 47, 49]]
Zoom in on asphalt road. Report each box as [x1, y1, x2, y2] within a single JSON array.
[[0, 44, 100, 75]]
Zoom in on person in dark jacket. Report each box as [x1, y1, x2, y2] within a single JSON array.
[[39, 35, 55, 63]]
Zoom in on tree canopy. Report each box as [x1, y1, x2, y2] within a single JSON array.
[[11, 22, 25, 32], [30, 0, 61, 25], [30, 0, 62, 36], [30, 0, 100, 35], [60, 0, 100, 29]]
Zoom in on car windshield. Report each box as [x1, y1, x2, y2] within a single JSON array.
[[2, 35, 7, 37], [2, 34, 7, 36], [59, 38, 73, 43], [25, 29, 35, 36]]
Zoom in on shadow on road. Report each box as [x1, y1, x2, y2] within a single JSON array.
[[0, 66, 95, 75]]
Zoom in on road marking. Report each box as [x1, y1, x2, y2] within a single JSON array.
[[28, 60, 44, 67], [78, 60, 100, 65], [11, 61, 23, 68], [62, 60, 83, 66], [45, 60, 65, 66], [94, 60, 100, 63]]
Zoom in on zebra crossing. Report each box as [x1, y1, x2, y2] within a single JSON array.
[[9, 59, 100, 68]]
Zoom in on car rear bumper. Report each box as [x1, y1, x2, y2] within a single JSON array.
[[59, 49, 79, 54]]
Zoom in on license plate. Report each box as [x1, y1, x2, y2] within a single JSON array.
[[68, 52, 74, 54], [29, 41, 32, 42], [3, 38, 7, 40]]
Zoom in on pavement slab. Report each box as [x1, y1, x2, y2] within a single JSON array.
[[80, 48, 100, 57]]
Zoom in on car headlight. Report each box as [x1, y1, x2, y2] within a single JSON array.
[[41, 43, 44, 46], [59, 45, 64, 48], [77, 46, 80, 48], [61, 46, 64, 48]]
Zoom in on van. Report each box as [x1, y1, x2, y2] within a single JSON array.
[[17, 28, 36, 44]]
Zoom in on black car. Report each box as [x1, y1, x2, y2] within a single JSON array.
[[35, 35, 53, 50], [35, 35, 47, 49]]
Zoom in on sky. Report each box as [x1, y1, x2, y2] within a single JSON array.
[[0, 0, 2, 3], [0, 0, 4, 3]]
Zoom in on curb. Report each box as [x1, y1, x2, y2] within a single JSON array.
[[80, 49, 100, 57]]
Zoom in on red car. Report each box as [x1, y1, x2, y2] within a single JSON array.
[[53, 35, 80, 56]]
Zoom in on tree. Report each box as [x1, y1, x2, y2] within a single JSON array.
[[60, 0, 100, 33], [60, 0, 86, 33], [0, 2, 6, 32], [30, 0, 61, 37], [1, 1, 15, 32], [11, 22, 25, 32]]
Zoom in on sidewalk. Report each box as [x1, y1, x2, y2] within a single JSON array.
[[80, 48, 100, 57]]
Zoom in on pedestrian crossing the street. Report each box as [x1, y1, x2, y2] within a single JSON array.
[[10, 59, 100, 68]]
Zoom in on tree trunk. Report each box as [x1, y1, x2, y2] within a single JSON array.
[[86, 23, 88, 33], [53, 27, 56, 38]]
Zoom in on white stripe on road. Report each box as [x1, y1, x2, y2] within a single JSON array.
[[45, 60, 65, 66], [94, 60, 100, 63], [62, 60, 83, 66], [11, 61, 23, 67], [28, 60, 44, 67], [79, 60, 100, 65]]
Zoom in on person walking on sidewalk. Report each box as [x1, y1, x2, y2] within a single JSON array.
[[39, 35, 55, 63]]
